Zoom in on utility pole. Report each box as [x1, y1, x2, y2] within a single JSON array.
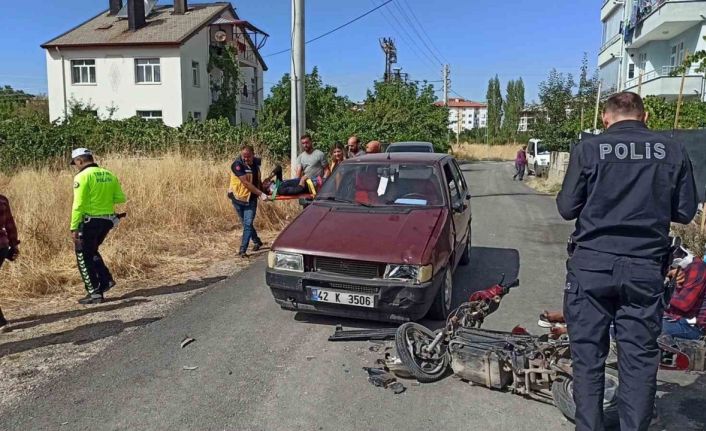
[[290, 0, 305, 175], [380, 38, 397, 82], [442, 64, 449, 106], [593, 80, 602, 132]]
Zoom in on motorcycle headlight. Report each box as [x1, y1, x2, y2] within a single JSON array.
[[384, 264, 433, 283], [268, 251, 304, 272]]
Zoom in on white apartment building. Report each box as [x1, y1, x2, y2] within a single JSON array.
[[438, 98, 488, 133], [598, 0, 706, 101], [42, 0, 268, 127]]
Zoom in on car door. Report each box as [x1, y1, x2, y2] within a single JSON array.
[[442, 161, 466, 266], [451, 159, 471, 241]]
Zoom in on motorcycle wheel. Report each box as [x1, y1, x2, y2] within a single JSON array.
[[551, 368, 619, 427], [395, 322, 449, 383]]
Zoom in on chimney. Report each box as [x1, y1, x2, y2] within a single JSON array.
[[127, 0, 146, 31], [174, 0, 188, 14], [109, 0, 123, 16]]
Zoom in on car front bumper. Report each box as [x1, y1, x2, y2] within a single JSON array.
[[266, 268, 445, 322]]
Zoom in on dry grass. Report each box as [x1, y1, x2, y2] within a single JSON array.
[[0, 154, 299, 303], [451, 143, 520, 161], [525, 176, 563, 195]]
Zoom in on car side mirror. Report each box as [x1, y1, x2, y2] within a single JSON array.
[[452, 201, 464, 213]]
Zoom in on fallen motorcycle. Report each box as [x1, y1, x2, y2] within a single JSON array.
[[394, 276, 620, 426]]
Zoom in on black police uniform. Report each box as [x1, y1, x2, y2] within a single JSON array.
[[556, 120, 698, 431]]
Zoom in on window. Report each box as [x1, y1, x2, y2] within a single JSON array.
[[135, 58, 161, 83], [443, 163, 461, 202], [638, 52, 647, 72], [628, 64, 635, 79], [192, 111, 202, 121], [192, 61, 200, 87], [136, 110, 163, 121], [601, 9, 622, 45], [71, 60, 96, 84]]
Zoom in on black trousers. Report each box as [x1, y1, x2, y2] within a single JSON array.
[[277, 178, 307, 195], [564, 248, 663, 431], [75, 218, 114, 295]]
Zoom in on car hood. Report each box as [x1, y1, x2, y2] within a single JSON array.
[[273, 204, 446, 264]]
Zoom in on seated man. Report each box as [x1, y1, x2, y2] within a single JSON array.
[[541, 259, 706, 341], [663, 259, 706, 340]]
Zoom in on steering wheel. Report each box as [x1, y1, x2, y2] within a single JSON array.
[[399, 193, 427, 200]]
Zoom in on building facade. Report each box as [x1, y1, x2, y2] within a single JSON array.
[[42, 1, 268, 127], [598, 0, 706, 101], [438, 98, 488, 133]]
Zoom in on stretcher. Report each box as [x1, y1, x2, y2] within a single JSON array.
[[269, 194, 313, 201]]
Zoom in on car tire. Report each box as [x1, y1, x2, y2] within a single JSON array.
[[459, 224, 471, 266], [427, 268, 453, 320]]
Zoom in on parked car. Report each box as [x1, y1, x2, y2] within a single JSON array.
[[527, 138, 550, 176], [266, 153, 472, 322], [386, 141, 434, 153]]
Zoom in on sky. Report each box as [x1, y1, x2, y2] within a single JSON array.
[[0, 0, 600, 103]]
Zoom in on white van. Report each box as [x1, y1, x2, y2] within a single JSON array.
[[527, 139, 550, 177]]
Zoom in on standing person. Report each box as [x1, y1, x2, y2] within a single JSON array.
[[366, 140, 382, 154], [513, 145, 527, 181], [296, 134, 330, 181], [70, 148, 126, 305], [330, 143, 347, 174], [0, 194, 20, 329], [346, 136, 365, 158], [228, 144, 269, 258], [556, 92, 698, 431]]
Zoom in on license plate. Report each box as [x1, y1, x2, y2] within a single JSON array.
[[309, 288, 374, 308]]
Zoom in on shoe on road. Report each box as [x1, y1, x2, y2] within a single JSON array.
[[78, 294, 104, 305], [252, 242, 264, 252], [238, 252, 249, 259]]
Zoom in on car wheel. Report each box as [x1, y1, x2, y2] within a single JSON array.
[[459, 224, 471, 266], [427, 268, 453, 320]]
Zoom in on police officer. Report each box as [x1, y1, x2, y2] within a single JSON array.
[[557, 92, 698, 431], [70, 148, 126, 304]]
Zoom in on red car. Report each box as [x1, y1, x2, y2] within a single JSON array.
[[266, 153, 472, 322]]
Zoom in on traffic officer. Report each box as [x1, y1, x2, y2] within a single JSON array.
[[557, 92, 698, 431], [70, 148, 126, 304]]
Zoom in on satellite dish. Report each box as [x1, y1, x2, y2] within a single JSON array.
[[214, 30, 228, 43]]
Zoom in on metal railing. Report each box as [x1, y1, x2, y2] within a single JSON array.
[[625, 65, 701, 88]]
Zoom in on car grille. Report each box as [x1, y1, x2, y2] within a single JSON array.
[[326, 282, 379, 295], [314, 257, 383, 279]]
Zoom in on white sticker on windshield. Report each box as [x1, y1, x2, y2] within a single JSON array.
[[377, 176, 389, 196]]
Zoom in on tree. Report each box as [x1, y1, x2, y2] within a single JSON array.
[[502, 77, 525, 141], [534, 69, 576, 151], [485, 75, 503, 142], [355, 80, 449, 152], [258, 69, 450, 157]]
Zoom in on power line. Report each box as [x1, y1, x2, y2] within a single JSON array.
[[265, 0, 394, 58], [371, 0, 438, 72], [390, 0, 444, 66], [396, 0, 448, 64]]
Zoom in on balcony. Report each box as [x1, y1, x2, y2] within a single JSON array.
[[624, 65, 705, 99], [627, 0, 705, 49]]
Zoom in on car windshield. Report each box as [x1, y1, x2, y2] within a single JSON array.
[[387, 145, 433, 153], [537, 143, 549, 154], [316, 163, 444, 207]]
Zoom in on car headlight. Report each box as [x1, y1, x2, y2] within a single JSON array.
[[384, 264, 433, 283], [268, 251, 304, 272]]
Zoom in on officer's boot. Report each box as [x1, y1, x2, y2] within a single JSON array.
[[78, 293, 104, 305]]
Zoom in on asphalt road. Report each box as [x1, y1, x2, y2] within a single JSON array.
[[2, 162, 702, 430]]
